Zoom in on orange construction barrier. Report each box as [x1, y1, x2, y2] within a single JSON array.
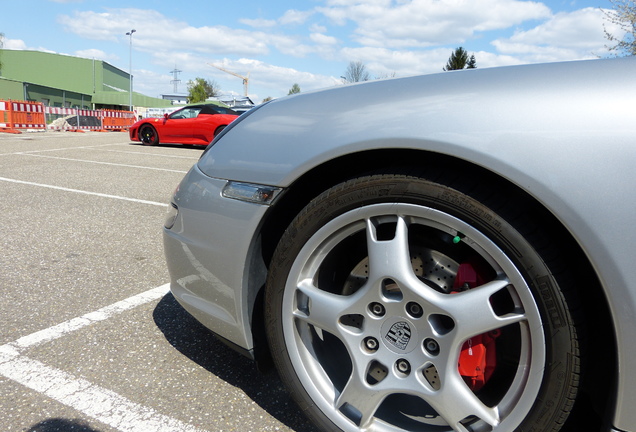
[[8, 101, 46, 131], [101, 109, 135, 131], [1, 100, 136, 134], [46, 107, 103, 132], [0, 100, 20, 134]]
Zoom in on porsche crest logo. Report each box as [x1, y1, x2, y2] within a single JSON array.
[[385, 321, 412, 350]]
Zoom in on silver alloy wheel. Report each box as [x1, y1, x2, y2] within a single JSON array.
[[280, 203, 545, 432]]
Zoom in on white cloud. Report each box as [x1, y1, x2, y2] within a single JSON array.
[[56, 8, 329, 63], [133, 51, 339, 101], [318, 0, 551, 48], [241, 9, 313, 29], [75, 48, 118, 62], [310, 33, 340, 45], [207, 57, 341, 100], [324, 0, 393, 8], [264, 34, 314, 57], [310, 24, 328, 33], [338, 44, 536, 78], [2, 38, 58, 54], [44, 3, 622, 102], [239, 18, 278, 28], [339, 46, 449, 76], [280, 9, 315, 25], [132, 69, 175, 98], [3, 38, 28, 50], [492, 7, 614, 61], [58, 9, 274, 56], [57, 11, 121, 42]]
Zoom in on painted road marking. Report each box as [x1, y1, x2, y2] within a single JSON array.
[[0, 176, 167, 207], [0, 284, 210, 432], [18, 153, 189, 173], [96, 149, 200, 160], [0, 143, 119, 156], [9, 285, 170, 350]]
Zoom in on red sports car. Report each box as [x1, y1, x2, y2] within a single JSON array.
[[129, 104, 239, 146]]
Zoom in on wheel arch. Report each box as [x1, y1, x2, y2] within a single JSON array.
[[214, 124, 228, 137], [138, 122, 159, 137], [139, 121, 157, 131], [250, 147, 616, 422]]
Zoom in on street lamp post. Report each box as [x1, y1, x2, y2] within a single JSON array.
[[126, 29, 136, 111]]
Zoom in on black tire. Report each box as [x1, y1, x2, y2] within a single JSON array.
[[214, 125, 227, 137], [139, 124, 159, 146], [265, 173, 580, 432]]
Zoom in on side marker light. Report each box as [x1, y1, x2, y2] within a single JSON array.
[[222, 182, 281, 205]]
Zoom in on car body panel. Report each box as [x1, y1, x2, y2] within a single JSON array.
[[164, 170, 269, 350], [159, 116, 195, 142], [164, 58, 636, 431], [129, 104, 238, 146]]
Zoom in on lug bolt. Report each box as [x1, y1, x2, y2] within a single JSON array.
[[425, 338, 440, 356], [370, 302, 385, 317], [396, 359, 411, 375], [407, 302, 423, 318], [364, 337, 379, 352]]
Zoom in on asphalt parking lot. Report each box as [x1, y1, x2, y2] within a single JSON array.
[[0, 131, 316, 432]]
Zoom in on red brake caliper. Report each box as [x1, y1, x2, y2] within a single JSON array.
[[453, 262, 501, 392]]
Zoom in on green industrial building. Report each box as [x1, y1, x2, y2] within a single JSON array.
[[0, 49, 172, 110]]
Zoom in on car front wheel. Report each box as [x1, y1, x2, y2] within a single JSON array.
[[139, 124, 158, 146], [265, 173, 580, 432]]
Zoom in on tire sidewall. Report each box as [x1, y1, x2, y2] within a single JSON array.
[[265, 175, 578, 432], [140, 125, 157, 145]]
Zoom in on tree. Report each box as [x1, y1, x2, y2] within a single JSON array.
[[467, 54, 477, 69], [343, 61, 370, 83], [603, 0, 636, 56], [375, 71, 398, 80], [443, 47, 477, 71], [288, 83, 301, 95], [262, 96, 274, 103], [187, 78, 220, 103]]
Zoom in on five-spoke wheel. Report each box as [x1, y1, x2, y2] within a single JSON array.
[[266, 174, 580, 432], [139, 124, 158, 146]]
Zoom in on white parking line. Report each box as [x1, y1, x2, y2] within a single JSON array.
[[10, 285, 171, 351], [0, 176, 167, 207], [97, 149, 200, 160], [0, 284, 210, 432], [0, 143, 119, 156], [18, 153, 189, 173]]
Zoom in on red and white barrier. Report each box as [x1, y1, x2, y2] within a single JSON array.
[[0, 99, 135, 134], [9, 101, 46, 129]]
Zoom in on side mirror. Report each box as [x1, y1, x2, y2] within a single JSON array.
[[164, 113, 169, 119]]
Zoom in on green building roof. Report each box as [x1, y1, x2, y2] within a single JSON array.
[[0, 49, 173, 110]]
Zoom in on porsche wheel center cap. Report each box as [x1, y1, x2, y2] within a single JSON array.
[[381, 318, 417, 354]]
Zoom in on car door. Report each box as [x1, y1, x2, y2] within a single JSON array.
[[162, 107, 201, 144]]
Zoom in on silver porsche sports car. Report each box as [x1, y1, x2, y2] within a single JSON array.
[[163, 57, 635, 432]]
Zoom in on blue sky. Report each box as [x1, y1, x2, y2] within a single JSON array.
[[0, 0, 619, 102]]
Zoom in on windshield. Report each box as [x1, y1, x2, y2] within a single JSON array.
[[169, 107, 202, 119]]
